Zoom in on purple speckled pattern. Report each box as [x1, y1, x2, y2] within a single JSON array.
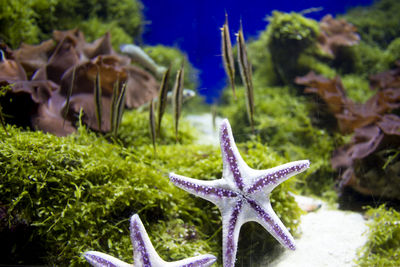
[[225, 199, 243, 267], [247, 198, 295, 250], [131, 218, 152, 267], [179, 256, 216, 267], [171, 175, 238, 198], [247, 162, 310, 194], [85, 253, 118, 267], [169, 119, 310, 267], [220, 122, 245, 190]]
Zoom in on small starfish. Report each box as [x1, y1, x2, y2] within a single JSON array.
[[84, 214, 217, 267], [169, 119, 310, 267]]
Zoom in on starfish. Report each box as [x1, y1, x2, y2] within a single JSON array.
[[169, 119, 310, 267], [84, 214, 217, 267]]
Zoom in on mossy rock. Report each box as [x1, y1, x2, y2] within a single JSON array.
[[265, 11, 320, 84]]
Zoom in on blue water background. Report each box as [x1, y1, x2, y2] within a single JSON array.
[[141, 0, 373, 103]]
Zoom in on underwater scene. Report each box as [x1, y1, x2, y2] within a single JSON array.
[[0, 0, 399, 266]]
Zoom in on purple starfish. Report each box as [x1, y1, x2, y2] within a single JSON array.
[[169, 119, 310, 267], [84, 214, 217, 267]]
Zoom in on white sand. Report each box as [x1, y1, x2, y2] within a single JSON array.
[[265, 203, 368, 267]]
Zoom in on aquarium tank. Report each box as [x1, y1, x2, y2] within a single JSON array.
[[0, 0, 399, 266]]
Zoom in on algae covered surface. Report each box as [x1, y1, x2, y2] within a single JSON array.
[[0, 111, 302, 266], [356, 205, 400, 266]]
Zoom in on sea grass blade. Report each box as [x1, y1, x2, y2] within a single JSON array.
[[149, 99, 156, 154], [172, 64, 185, 142], [237, 23, 255, 133], [156, 66, 171, 137], [94, 70, 102, 131], [63, 66, 76, 126], [114, 82, 127, 137], [221, 13, 237, 99]]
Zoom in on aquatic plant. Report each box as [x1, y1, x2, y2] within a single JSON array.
[[265, 11, 320, 84], [0, 0, 143, 49], [343, 0, 400, 49], [317, 14, 360, 58], [356, 205, 400, 266], [296, 68, 400, 199]]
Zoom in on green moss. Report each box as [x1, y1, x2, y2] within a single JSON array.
[[78, 17, 133, 50], [0, 0, 40, 48], [265, 11, 320, 84], [336, 42, 388, 76], [356, 205, 400, 266], [0, 107, 302, 265], [0, 0, 142, 48], [143, 45, 199, 90], [298, 54, 337, 78], [247, 32, 278, 86], [341, 74, 373, 103], [343, 0, 400, 48], [383, 37, 400, 67]]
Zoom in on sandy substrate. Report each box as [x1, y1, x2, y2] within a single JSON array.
[[186, 113, 369, 267], [266, 204, 368, 267]]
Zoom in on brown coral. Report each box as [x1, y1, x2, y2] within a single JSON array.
[[317, 14, 360, 58], [0, 29, 159, 136], [296, 70, 400, 199]]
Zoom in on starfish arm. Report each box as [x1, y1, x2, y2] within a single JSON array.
[[247, 198, 296, 250], [166, 254, 217, 267], [219, 119, 249, 190], [221, 198, 245, 267], [83, 251, 132, 267], [130, 214, 165, 266], [169, 173, 238, 203], [247, 160, 310, 194]]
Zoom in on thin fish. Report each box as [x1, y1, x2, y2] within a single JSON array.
[[114, 82, 127, 137], [110, 78, 119, 134], [221, 13, 236, 99], [236, 23, 255, 133], [149, 99, 156, 153], [63, 66, 76, 126], [172, 64, 185, 141], [94, 70, 102, 131], [156, 66, 171, 137], [0, 105, 8, 135]]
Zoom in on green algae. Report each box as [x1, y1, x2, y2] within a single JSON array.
[[343, 0, 400, 48], [0, 0, 40, 47], [0, 0, 142, 49], [356, 205, 400, 267], [0, 108, 302, 266], [143, 45, 198, 90], [265, 11, 320, 84]]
